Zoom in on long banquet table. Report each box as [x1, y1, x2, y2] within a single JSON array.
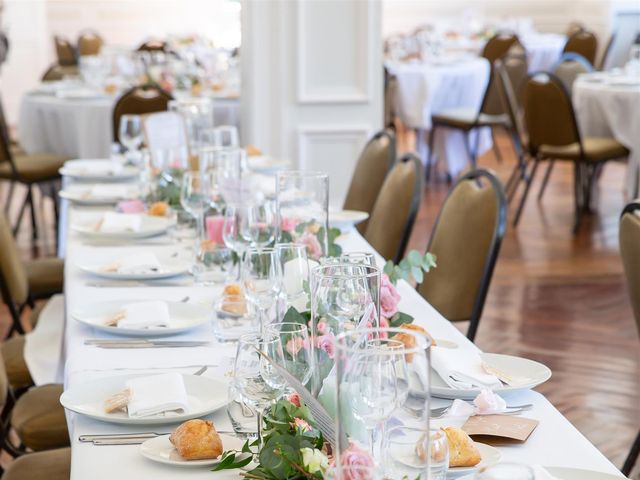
[[59, 196, 625, 478]]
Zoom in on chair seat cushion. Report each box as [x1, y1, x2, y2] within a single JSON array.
[[11, 383, 69, 451], [432, 107, 510, 130], [25, 257, 64, 298], [2, 447, 71, 480], [1, 336, 33, 390], [0, 153, 67, 182], [539, 137, 629, 162]]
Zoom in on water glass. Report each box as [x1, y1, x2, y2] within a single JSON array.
[[222, 204, 257, 278], [168, 97, 214, 147], [200, 125, 239, 148], [180, 171, 214, 239], [266, 322, 314, 386], [193, 242, 233, 285], [475, 464, 534, 479], [241, 247, 282, 332], [248, 201, 277, 248], [233, 333, 287, 446], [321, 252, 376, 266], [119, 114, 142, 152], [384, 426, 448, 480]]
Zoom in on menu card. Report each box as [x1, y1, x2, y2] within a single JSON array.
[[462, 415, 539, 443]]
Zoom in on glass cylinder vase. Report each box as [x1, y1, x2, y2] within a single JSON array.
[[276, 171, 329, 260]]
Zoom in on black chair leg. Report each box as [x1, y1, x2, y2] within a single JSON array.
[[622, 429, 640, 476], [4, 180, 14, 213], [537, 160, 555, 201], [513, 158, 540, 226], [572, 163, 588, 234], [506, 152, 527, 203], [28, 185, 38, 240], [12, 190, 29, 236], [464, 131, 478, 170], [491, 128, 503, 163], [426, 127, 436, 181]]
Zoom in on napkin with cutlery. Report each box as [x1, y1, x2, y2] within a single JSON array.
[[102, 252, 161, 274], [125, 372, 189, 417], [431, 346, 502, 390], [111, 301, 171, 329], [99, 212, 142, 233]]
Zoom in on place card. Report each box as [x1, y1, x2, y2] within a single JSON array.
[[462, 415, 539, 443]]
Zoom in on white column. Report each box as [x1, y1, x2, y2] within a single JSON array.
[[241, 0, 383, 208]]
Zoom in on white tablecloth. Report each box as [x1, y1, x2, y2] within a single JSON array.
[[59, 198, 623, 478], [521, 33, 566, 72], [387, 58, 492, 176], [573, 74, 640, 196], [18, 91, 241, 159]]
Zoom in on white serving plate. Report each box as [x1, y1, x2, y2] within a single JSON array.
[[459, 466, 626, 480], [60, 159, 140, 182], [329, 209, 369, 232], [77, 256, 189, 281], [71, 214, 172, 240], [431, 353, 552, 400], [60, 374, 228, 425], [448, 443, 501, 478], [59, 186, 139, 205], [140, 433, 249, 467], [72, 301, 210, 337]]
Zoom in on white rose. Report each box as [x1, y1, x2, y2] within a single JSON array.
[[300, 447, 329, 474]]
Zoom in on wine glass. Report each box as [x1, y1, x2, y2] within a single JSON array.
[[233, 333, 287, 447], [247, 201, 276, 248], [216, 148, 248, 203], [321, 252, 376, 266], [119, 114, 143, 153], [266, 322, 314, 387], [241, 247, 282, 332], [475, 464, 534, 480], [366, 338, 409, 408], [223, 204, 256, 278], [180, 171, 213, 239], [275, 243, 310, 311]]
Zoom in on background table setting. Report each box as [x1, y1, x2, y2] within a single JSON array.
[[49, 120, 628, 479]]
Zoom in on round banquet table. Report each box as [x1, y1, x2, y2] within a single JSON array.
[[386, 57, 492, 176], [520, 33, 566, 72], [573, 73, 640, 196], [18, 89, 241, 159]]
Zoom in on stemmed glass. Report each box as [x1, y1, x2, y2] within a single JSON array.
[[180, 171, 214, 240], [248, 201, 276, 248], [321, 252, 376, 266], [266, 322, 314, 388], [119, 114, 143, 153], [222, 204, 256, 278], [275, 243, 310, 311], [233, 333, 287, 448], [241, 247, 282, 332]]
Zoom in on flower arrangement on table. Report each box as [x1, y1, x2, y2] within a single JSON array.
[[279, 217, 343, 260], [214, 394, 373, 479]]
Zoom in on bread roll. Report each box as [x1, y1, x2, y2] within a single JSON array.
[[170, 419, 223, 460]]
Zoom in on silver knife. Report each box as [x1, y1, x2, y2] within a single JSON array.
[[85, 340, 210, 348], [86, 281, 194, 288]]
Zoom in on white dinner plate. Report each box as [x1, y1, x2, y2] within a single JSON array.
[[448, 443, 501, 478], [60, 374, 229, 425], [72, 301, 210, 337], [59, 186, 140, 205], [247, 155, 290, 174], [71, 214, 172, 240], [140, 433, 249, 467], [458, 466, 625, 480], [77, 256, 189, 281], [60, 159, 140, 182], [431, 353, 552, 400], [56, 88, 107, 100], [329, 209, 369, 232]]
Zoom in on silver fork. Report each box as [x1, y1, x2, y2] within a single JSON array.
[[430, 403, 533, 419]]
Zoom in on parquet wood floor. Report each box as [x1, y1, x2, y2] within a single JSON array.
[[1, 128, 638, 475]]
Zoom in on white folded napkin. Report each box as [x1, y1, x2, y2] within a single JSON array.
[[125, 373, 189, 418], [104, 252, 161, 274], [431, 346, 502, 390], [445, 389, 507, 417], [532, 466, 560, 480], [90, 185, 129, 199], [116, 301, 171, 329], [65, 159, 124, 175], [99, 212, 142, 233]]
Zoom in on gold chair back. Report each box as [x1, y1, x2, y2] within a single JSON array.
[[54, 36, 77, 66], [137, 40, 168, 52], [0, 211, 29, 307], [78, 32, 103, 56], [620, 201, 640, 335], [563, 30, 598, 65], [364, 153, 423, 264], [521, 73, 580, 155], [41, 64, 79, 82], [481, 33, 519, 64], [0, 345, 8, 408], [495, 55, 528, 147], [343, 130, 396, 233], [417, 170, 506, 341], [112, 87, 173, 143]]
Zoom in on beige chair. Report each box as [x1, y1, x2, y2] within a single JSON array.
[[417, 169, 506, 341], [563, 30, 598, 66], [41, 64, 79, 82], [113, 86, 173, 143], [54, 36, 77, 66], [364, 153, 423, 263], [77, 31, 103, 56], [481, 32, 520, 64], [343, 129, 396, 234], [2, 447, 70, 480], [552, 53, 593, 94], [619, 201, 640, 476], [512, 73, 629, 231]]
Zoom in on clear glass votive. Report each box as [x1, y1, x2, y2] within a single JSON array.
[[384, 426, 448, 480], [212, 294, 259, 342], [192, 242, 233, 285]]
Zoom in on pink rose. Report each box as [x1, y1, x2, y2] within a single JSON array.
[[340, 441, 375, 480], [315, 333, 335, 359], [296, 233, 323, 260], [286, 337, 304, 356], [380, 274, 401, 318], [380, 317, 390, 329], [292, 417, 312, 433], [116, 199, 145, 214], [281, 217, 299, 232], [288, 392, 301, 407], [316, 320, 327, 334]]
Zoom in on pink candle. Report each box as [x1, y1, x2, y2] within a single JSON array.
[[116, 199, 145, 214], [205, 215, 225, 244]]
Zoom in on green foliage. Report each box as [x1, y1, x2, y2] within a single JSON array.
[[383, 250, 437, 285]]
